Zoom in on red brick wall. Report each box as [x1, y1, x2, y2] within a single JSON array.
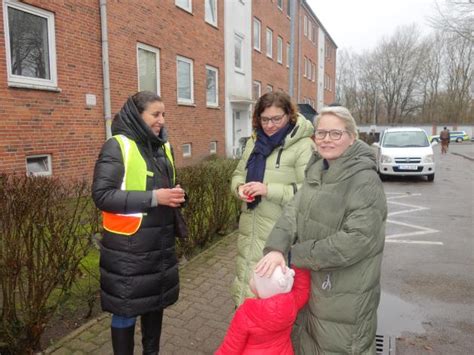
[[252, 1, 292, 95], [106, 1, 225, 167], [299, 6, 318, 106], [0, 1, 225, 182], [0, 1, 104, 181], [324, 40, 337, 104]]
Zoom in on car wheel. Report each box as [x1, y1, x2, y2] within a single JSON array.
[[456, 137, 462, 143], [427, 174, 435, 182]]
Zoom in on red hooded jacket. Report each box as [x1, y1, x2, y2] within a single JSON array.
[[215, 267, 311, 355]]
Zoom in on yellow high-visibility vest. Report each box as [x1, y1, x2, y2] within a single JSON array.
[[102, 134, 175, 236]]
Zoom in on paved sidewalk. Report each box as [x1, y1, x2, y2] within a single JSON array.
[[45, 232, 238, 355]]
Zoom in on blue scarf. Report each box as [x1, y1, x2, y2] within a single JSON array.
[[245, 123, 294, 209]]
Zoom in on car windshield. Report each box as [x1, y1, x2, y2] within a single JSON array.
[[382, 131, 430, 148]]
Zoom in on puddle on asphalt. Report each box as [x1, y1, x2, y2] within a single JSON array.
[[377, 291, 426, 336]]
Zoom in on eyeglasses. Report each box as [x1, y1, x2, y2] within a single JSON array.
[[260, 114, 286, 125], [314, 129, 349, 140]]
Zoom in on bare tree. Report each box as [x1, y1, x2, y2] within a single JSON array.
[[371, 25, 426, 124], [429, 0, 474, 42]]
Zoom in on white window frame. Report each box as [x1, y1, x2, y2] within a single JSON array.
[[253, 80, 261, 100], [253, 17, 261, 52], [286, 42, 290, 68], [26, 154, 52, 176], [176, 0, 192, 13], [234, 32, 244, 72], [176, 56, 194, 104], [266, 28, 273, 58], [205, 0, 217, 26], [266, 84, 273, 92], [303, 15, 308, 36], [206, 65, 218, 107], [3, 1, 57, 90], [182, 143, 192, 158], [277, 0, 283, 11], [277, 36, 283, 64], [312, 63, 316, 81], [303, 57, 307, 77], [137, 43, 160, 94], [308, 59, 312, 80], [209, 141, 217, 154]]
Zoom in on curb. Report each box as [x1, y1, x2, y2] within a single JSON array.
[[42, 313, 109, 354], [451, 152, 474, 161], [43, 230, 238, 353]]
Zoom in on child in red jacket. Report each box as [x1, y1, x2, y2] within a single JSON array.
[[215, 266, 310, 355]]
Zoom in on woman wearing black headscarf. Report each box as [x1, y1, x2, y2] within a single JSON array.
[[92, 91, 185, 355]]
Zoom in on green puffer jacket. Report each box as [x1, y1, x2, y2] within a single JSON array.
[[230, 114, 314, 306], [265, 140, 387, 355]]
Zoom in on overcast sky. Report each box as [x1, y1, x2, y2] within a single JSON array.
[[306, 0, 436, 53]]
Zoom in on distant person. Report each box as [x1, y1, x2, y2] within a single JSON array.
[[215, 266, 311, 355], [92, 91, 186, 355], [440, 127, 450, 154], [230, 91, 314, 307]]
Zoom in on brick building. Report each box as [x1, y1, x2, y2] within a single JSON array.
[[0, 0, 336, 181]]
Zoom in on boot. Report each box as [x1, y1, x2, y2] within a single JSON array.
[[111, 325, 135, 355], [140, 310, 164, 355]]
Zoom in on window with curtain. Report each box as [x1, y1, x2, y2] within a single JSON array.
[[206, 65, 218, 106], [177, 56, 194, 104], [137, 43, 160, 94], [205, 0, 217, 26]]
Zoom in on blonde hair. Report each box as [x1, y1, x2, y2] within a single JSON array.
[[315, 106, 359, 139]]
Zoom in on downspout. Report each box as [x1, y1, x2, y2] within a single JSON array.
[[100, 0, 112, 139], [288, 0, 297, 98], [297, 0, 302, 103]]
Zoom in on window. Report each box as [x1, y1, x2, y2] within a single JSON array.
[[277, 36, 283, 64], [286, 0, 291, 17], [177, 56, 194, 104], [313, 25, 317, 44], [286, 43, 290, 68], [26, 155, 52, 176], [234, 33, 244, 71], [266, 28, 273, 58], [253, 80, 261, 100], [206, 65, 218, 107], [3, 1, 57, 89], [266, 84, 273, 92], [277, 0, 283, 10], [182, 143, 192, 158], [209, 141, 217, 154], [312, 63, 316, 81], [137, 43, 160, 94], [303, 15, 307, 36], [303, 57, 307, 77], [205, 0, 217, 26], [253, 18, 261, 51], [308, 23, 312, 41], [308, 59, 312, 80], [176, 0, 192, 12]]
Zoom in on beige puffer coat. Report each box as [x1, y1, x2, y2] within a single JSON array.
[[230, 114, 314, 306]]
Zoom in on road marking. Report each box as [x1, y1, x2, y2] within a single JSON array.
[[386, 240, 443, 245], [385, 192, 442, 245]]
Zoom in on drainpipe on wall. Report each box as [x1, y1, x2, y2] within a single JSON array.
[[289, 0, 297, 98], [100, 0, 112, 139]]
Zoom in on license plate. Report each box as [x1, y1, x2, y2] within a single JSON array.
[[398, 165, 418, 170]]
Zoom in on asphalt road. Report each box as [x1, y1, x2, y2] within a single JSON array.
[[376, 142, 474, 354]]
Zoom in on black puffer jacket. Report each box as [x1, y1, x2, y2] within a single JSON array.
[[92, 98, 179, 317]]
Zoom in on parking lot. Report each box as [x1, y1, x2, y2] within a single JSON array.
[[377, 142, 474, 354]]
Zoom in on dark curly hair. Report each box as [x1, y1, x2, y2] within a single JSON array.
[[252, 91, 298, 130]]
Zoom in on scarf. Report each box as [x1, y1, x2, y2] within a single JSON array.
[[245, 123, 294, 209]]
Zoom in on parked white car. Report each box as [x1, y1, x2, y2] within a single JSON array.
[[372, 127, 436, 182]]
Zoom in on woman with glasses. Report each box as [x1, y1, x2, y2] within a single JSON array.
[[256, 106, 387, 354], [230, 91, 315, 306]]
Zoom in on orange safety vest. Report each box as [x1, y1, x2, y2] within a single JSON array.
[[102, 135, 175, 236]]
